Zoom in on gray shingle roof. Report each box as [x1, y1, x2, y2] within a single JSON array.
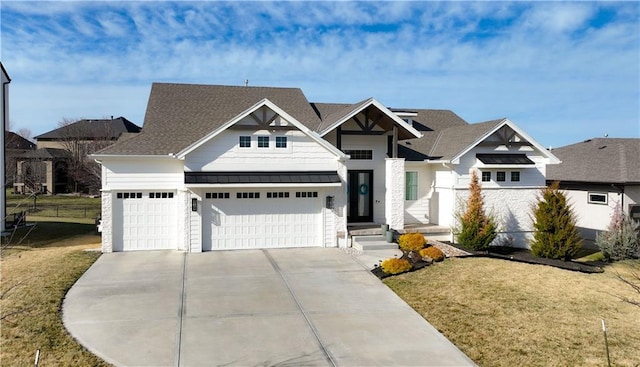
[[35, 117, 141, 141], [397, 110, 470, 160], [546, 138, 640, 184], [20, 148, 71, 160], [100, 83, 321, 155], [421, 118, 504, 161]]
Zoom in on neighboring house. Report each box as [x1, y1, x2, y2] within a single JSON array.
[[5, 131, 36, 187], [547, 138, 640, 244], [1, 62, 11, 231], [14, 116, 141, 194], [93, 83, 559, 252]]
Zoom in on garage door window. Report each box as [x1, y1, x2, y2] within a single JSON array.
[[237, 192, 260, 199], [296, 191, 318, 198], [117, 192, 142, 199], [267, 192, 290, 198], [206, 192, 230, 199], [149, 192, 174, 199]]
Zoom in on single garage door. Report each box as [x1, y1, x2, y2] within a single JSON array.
[[202, 190, 323, 250], [113, 191, 178, 251]]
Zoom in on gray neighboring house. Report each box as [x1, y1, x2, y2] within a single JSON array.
[[546, 138, 640, 243], [14, 116, 141, 194]]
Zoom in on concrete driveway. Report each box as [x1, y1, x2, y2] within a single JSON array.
[[63, 248, 475, 366]]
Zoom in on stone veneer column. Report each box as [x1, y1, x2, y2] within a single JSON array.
[[176, 189, 189, 252], [335, 163, 348, 247], [101, 191, 112, 252], [385, 158, 405, 230]]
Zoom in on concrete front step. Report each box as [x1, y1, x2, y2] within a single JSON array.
[[352, 235, 399, 251]]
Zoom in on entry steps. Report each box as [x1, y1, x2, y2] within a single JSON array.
[[352, 235, 398, 251]]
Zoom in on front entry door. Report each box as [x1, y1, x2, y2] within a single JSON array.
[[347, 170, 373, 222]]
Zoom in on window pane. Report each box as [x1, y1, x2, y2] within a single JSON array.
[[481, 172, 491, 182], [511, 171, 520, 182], [497, 171, 506, 182], [258, 136, 269, 148], [276, 136, 287, 148], [239, 136, 251, 148], [405, 172, 418, 200]]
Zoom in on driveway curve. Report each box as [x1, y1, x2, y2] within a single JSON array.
[[63, 248, 475, 366]]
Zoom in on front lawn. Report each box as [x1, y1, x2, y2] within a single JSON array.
[[385, 257, 640, 367], [1, 218, 109, 366]]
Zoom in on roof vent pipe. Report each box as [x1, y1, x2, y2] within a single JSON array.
[[244, 79, 249, 87]]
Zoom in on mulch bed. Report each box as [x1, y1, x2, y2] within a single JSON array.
[[371, 259, 430, 279], [443, 242, 605, 274]]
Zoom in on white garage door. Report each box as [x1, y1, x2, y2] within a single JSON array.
[[202, 190, 323, 250], [113, 191, 178, 251]]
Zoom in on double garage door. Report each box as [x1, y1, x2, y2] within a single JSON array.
[[202, 190, 323, 251]]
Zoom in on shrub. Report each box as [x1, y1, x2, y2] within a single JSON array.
[[596, 204, 640, 261], [398, 233, 426, 252], [455, 171, 498, 251], [380, 258, 412, 275], [530, 182, 582, 260], [419, 246, 445, 262]]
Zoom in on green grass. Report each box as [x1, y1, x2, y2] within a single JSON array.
[[385, 257, 640, 367], [1, 218, 109, 366], [6, 190, 101, 219]]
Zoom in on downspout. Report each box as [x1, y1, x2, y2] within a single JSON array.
[[3, 74, 11, 231]]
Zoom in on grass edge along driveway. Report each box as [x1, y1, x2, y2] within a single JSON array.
[[1, 218, 110, 366], [385, 257, 640, 367]]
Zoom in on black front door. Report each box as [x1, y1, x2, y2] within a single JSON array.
[[347, 170, 373, 222]]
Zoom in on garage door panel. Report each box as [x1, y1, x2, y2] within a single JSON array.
[[115, 191, 178, 251], [202, 191, 322, 251]]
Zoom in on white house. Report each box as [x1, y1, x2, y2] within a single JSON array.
[[547, 138, 640, 245], [1, 62, 11, 232], [93, 83, 559, 252]]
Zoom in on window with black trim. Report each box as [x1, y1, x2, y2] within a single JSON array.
[[149, 192, 174, 199], [511, 171, 520, 182], [267, 192, 290, 198], [236, 192, 260, 199], [257, 136, 269, 148], [275, 136, 287, 148], [496, 171, 506, 182], [117, 192, 142, 199], [343, 150, 372, 160], [481, 171, 491, 182], [295, 191, 318, 198], [588, 192, 607, 205], [239, 136, 251, 148], [205, 192, 230, 199]]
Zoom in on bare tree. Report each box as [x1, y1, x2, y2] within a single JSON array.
[[56, 117, 114, 195], [16, 127, 32, 141]]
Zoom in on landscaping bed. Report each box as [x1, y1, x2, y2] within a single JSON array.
[[444, 242, 605, 273]]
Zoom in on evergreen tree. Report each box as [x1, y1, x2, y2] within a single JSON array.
[[596, 203, 640, 261], [530, 182, 582, 260], [456, 171, 497, 251]]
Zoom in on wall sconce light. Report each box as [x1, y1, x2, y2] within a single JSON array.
[[191, 198, 198, 212], [325, 196, 334, 209]]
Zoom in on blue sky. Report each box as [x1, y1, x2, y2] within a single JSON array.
[[1, 1, 638, 148]]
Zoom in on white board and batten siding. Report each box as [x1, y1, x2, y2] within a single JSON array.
[[184, 130, 339, 172]]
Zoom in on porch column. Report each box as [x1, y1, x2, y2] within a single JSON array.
[[385, 158, 405, 229], [176, 189, 190, 252]]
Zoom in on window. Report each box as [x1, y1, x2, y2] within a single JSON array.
[[257, 136, 269, 148], [275, 136, 287, 148], [588, 192, 607, 205], [295, 191, 318, 198], [511, 171, 520, 182], [205, 192, 230, 199], [117, 192, 142, 199], [149, 192, 174, 199], [343, 150, 372, 160], [236, 192, 260, 199], [496, 171, 506, 182], [481, 171, 491, 182], [267, 192, 290, 198], [405, 171, 418, 201], [239, 136, 251, 148]]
